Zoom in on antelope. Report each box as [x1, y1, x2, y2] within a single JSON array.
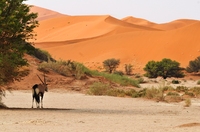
[[32, 74, 48, 108]]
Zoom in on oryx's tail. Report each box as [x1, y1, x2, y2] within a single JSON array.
[[32, 84, 40, 103]]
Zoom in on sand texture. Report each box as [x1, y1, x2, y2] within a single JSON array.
[[1, 90, 200, 132]]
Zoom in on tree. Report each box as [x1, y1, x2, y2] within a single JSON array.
[[186, 56, 200, 73], [125, 64, 133, 75], [103, 58, 120, 73], [144, 58, 184, 79], [0, 0, 38, 85]]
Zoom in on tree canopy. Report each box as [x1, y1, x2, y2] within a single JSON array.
[[103, 58, 120, 73], [144, 58, 184, 79], [0, 0, 38, 85], [186, 56, 200, 73]]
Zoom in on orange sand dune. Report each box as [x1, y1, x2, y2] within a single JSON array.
[[151, 19, 199, 30], [30, 6, 66, 21], [32, 6, 200, 72], [34, 15, 160, 43], [122, 16, 156, 27]]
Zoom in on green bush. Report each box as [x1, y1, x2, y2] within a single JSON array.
[[172, 80, 180, 84], [186, 56, 200, 73], [23, 43, 55, 62], [144, 58, 184, 79]]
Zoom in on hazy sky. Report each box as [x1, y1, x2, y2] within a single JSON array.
[[25, 0, 200, 23]]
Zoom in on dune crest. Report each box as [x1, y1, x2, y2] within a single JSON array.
[[30, 6, 66, 21]]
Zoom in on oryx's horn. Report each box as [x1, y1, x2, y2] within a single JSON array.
[[37, 74, 45, 84], [43, 73, 47, 84]]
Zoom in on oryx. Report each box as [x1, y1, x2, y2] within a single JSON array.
[[32, 74, 48, 108]]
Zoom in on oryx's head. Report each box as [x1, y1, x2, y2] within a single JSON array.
[[37, 74, 48, 92]]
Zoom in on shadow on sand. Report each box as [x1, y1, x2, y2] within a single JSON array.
[[0, 107, 139, 115], [1, 107, 74, 111]]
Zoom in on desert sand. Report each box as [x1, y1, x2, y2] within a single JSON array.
[[1, 90, 200, 132]]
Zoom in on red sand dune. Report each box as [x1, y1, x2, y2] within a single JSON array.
[[30, 6, 200, 72]]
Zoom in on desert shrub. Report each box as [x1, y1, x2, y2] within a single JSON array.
[[89, 71, 140, 87], [125, 89, 137, 97], [164, 95, 182, 102], [88, 82, 110, 95], [163, 86, 175, 92], [23, 43, 55, 62], [136, 88, 147, 97], [184, 91, 195, 97], [197, 80, 200, 85], [184, 98, 191, 107], [103, 58, 120, 73], [125, 64, 133, 75], [107, 89, 126, 97], [88, 82, 131, 97], [113, 70, 124, 76], [190, 87, 200, 97], [186, 56, 200, 73], [135, 74, 141, 78], [172, 80, 180, 84], [166, 92, 179, 96], [144, 58, 184, 79], [145, 87, 164, 101], [137, 77, 145, 84], [176, 86, 188, 92], [38, 60, 90, 79]]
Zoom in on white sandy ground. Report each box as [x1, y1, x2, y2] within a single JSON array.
[[1, 90, 200, 132]]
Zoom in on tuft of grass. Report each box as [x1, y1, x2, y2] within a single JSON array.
[[38, 60, 90, 79], [176, 86, 188, 93], [197, 80, 200, 85], [88, 82, 110, 96], [87, 70, 140, 88], [145, 87, 164, 101], [184, 98, 191, 107], [88, 82, 141, 97], [190, 87, 200, 98], [166, 92, 179, 96]]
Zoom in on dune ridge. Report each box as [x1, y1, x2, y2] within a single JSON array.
[[31, 6, 200, 72]]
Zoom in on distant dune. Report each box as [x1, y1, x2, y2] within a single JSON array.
[[30, 6, 200, 73]]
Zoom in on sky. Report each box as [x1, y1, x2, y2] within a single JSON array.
[[25, 0, 200, 23]]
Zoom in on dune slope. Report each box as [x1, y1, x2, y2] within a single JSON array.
[[32, 6, 200, 72]]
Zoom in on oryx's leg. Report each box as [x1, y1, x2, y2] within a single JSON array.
[[32, 96, 34, 108], [40, 93, 44, 108]]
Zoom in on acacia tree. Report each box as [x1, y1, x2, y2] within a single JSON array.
[[144, 58, 184, 79], [186, 56, 200, 73], [0, 0, 38, 85], [103, 58, 120, 73]]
